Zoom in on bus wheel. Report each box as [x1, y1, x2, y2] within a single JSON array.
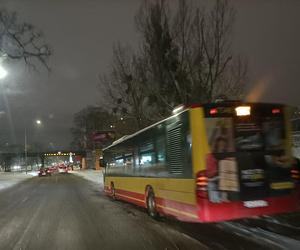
[[111, 183, 116, 200], [146, 190, 158, 218]]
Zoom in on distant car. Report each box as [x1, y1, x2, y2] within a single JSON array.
[[48, 166, 58, 174], [58, 165, 68, 173], [38, 168, 51, 177]]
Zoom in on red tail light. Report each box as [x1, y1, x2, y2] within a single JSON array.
[[272, 108, 281, 114], [209, 108, 218, 115], [291, 169, 300, 180], [196, 170, 208, 198]]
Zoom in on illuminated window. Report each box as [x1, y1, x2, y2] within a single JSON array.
[[125, 155, 133, 168], [140, 152, 155, 168], [156, 136, 166, 163], [115, 158, 124, 167]]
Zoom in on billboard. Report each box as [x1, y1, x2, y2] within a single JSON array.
[[91, 131, 116, 147]]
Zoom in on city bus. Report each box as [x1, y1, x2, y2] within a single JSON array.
[[291, 117, 300, 159], [291, 117, 300, 196], [103, 102, 299, 222]]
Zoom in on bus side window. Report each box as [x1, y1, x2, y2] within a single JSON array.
[[115, 157, 124, 167], [104, 156, 111, 174], [107, 156, 115, 168], [134, 147, 140, 169], [155, 135, 168, 176], [140, 141, 155, 168], [156, 136, 166, 164], [125, 155, 133, 168], [140, 152, 155, 167]]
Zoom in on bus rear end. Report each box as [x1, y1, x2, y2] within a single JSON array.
[[197, 103, 298, 222]]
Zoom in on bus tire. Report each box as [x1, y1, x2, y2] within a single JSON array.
[[146, 189, 159, 219], [111, 182, 116, 200]]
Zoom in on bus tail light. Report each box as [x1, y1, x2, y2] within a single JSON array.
[[196, 171, 208, 198], [209, 108, 218, 115], [291, 169, 300, 180], [272, 108, 281, 114]]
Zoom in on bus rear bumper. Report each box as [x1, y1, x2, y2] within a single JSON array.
[[104, 185, 298, 223], [198, 192, 299, 222]]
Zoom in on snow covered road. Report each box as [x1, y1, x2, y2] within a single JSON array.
[[0, 172, 35, 192]]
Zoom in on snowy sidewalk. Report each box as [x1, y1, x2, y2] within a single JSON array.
[[0, 172, 35, 192], [71, 170, 104, 189]]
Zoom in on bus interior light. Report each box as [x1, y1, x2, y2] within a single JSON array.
[[235, 106, 251, 116], [172, 105, 185, 114]]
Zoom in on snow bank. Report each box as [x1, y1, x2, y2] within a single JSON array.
[[0, 172, 34, 192], [71, 170, 104, 189]]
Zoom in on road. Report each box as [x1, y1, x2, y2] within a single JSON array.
[[0, 173, 299, 250], [0, 173, 204, 250]]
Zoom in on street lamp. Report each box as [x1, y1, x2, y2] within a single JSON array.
[[0, 65, 7, 79], [25, 119, 42, 174]]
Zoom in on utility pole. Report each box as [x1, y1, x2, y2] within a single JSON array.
[[25, 128, 27, 174]]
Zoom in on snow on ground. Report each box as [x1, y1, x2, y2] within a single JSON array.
[[71, 169, 104, 189], [0, 172, 35, 192], [219, 221, 300, 250]]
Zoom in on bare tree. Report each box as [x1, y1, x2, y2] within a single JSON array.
[[70, 106, 116, 150], [187, 0, 246, 101], [213, 55, 248, 100], [133, 0, 247, 111], [100, 44, 150, 130], [100, 0, 247, 131], [135, 0, 181, 117], [0, 9, 51, 70]]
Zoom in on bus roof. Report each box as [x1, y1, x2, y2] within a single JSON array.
[[103, 101, 286, 151], [103, 108, 188, 151]]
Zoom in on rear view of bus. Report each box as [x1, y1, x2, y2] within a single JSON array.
[[197, 102, 298, 222]]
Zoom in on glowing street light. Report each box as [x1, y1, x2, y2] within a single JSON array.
[[25, 119, 43, 173], [0, 65, 7, 79]]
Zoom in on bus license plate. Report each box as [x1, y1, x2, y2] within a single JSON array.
[[243, 200, 268, 208]]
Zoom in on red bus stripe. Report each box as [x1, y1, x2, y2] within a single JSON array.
[[108, 187, 198, 220], [115, 189, 146, 207]]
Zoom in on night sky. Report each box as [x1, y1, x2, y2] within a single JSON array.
[[1, 0, 300, 149]]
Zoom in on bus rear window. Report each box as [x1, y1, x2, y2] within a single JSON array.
[[205, 108, 285, 152], [235, 121, 263, 151], [263, 118, 284, 150], [205, 117, 235, 153], [235, 117, 284, 151]]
